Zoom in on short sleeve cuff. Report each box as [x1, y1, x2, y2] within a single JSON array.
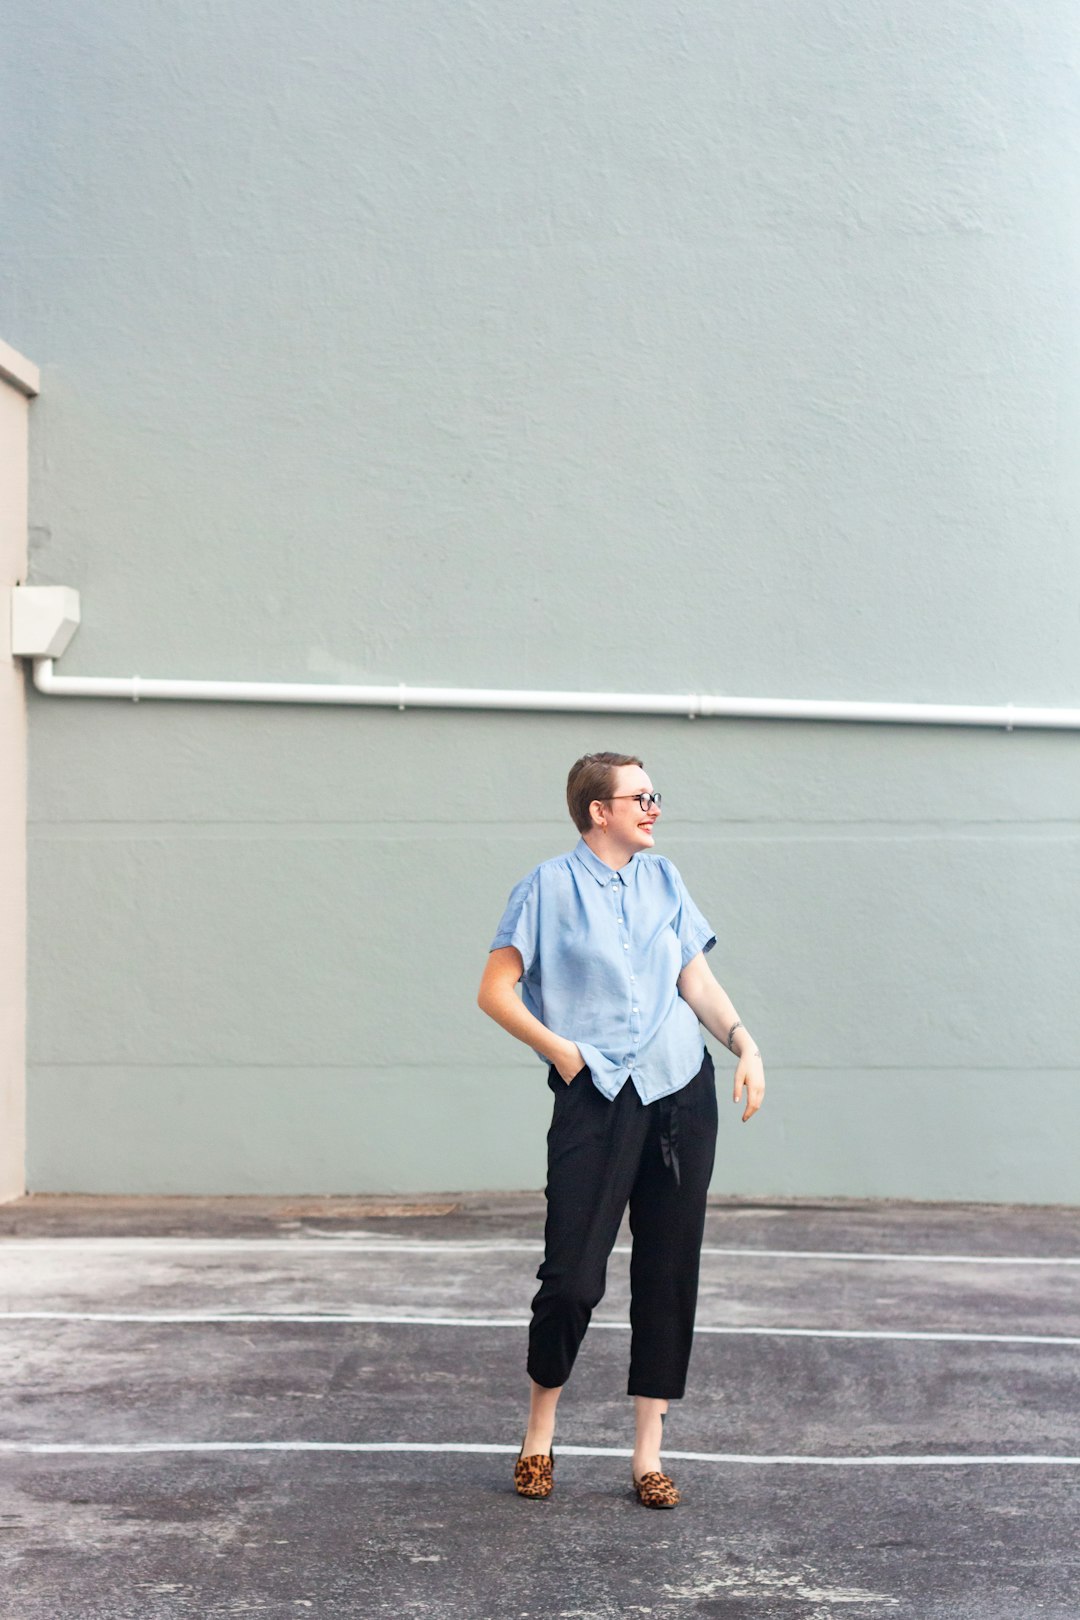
[[682, 928, 716, 969]]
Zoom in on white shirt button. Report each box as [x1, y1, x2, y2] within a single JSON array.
[[623, 943, 629, 950], [632, 1006, 639, 1013]]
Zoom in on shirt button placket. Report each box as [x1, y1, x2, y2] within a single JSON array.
[[619, 878, 633, 1064]]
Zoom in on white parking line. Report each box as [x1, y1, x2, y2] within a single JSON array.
[[2, 1238, 1078, 1265], [3, 1311, 1078, 1346], [1, 1440, 1078, 1466]]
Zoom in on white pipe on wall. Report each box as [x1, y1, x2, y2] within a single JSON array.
[[29, 657, 1080, 730]]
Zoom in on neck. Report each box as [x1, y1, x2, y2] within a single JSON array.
[[583, 829, 637, 871]]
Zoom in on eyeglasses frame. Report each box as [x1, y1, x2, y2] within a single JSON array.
[[604, 792, 662, 812]]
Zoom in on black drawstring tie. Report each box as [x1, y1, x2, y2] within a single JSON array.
[[657, 1090, 681, 1188]]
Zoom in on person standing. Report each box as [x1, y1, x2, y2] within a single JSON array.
[[477, 751, 765, 1507]]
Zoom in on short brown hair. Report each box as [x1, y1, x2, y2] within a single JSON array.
[[566, 752, 644, 834]]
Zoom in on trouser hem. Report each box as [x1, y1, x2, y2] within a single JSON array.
[[526, 1366, 566, 1390]]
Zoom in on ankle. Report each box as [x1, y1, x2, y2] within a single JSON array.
[[633, 1412, 665, 1469]]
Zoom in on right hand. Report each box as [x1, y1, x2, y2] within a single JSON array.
[[553, 1041, 585, 1085]]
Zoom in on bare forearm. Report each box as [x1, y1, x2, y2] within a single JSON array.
[[688, 979, 759, 1060], [478, 986, 575, 1068]]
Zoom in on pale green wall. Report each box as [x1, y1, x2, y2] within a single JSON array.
[[4, 1, 1079, 1199]]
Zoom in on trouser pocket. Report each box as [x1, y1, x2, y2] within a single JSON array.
[[547, 1062, 590, 1093]]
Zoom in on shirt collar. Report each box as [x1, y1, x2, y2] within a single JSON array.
[[572, 835, 635, 886]]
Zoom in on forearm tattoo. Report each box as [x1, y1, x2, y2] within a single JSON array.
[[725, 1019, 761, 1060]]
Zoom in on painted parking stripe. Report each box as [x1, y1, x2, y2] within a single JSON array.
[[1, 1439, 1078, 1466], [1, 1237, 1078, 1265], [2, 1311, 1079, 1346]]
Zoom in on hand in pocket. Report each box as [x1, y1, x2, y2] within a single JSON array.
[[553, 1044, 585, 1085]]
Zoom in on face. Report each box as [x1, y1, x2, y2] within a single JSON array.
[[591, 763, 661, 850]]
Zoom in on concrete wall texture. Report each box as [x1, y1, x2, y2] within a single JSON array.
[[2, 1, 1079, 1200]]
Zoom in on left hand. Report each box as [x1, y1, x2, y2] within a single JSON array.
[[733, 1050, 765, 1122]]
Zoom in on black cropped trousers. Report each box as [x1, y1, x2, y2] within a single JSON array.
[[526, 1047, 718, 1400]]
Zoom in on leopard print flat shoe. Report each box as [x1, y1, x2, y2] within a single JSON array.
[[514, 1445, 554, 1498], [632, 1469, 680, 1508]]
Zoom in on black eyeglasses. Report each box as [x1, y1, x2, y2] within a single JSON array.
[[608, 792, 662, 812]]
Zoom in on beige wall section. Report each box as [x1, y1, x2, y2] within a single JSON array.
[[0, 338, 38, 1202]]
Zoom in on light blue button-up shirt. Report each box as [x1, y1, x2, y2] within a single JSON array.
[[489, 835, 717, 1103]]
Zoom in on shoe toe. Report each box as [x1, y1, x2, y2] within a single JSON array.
[[633, 1469, 680, 1508], [514, 1448, 554, 1498]]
